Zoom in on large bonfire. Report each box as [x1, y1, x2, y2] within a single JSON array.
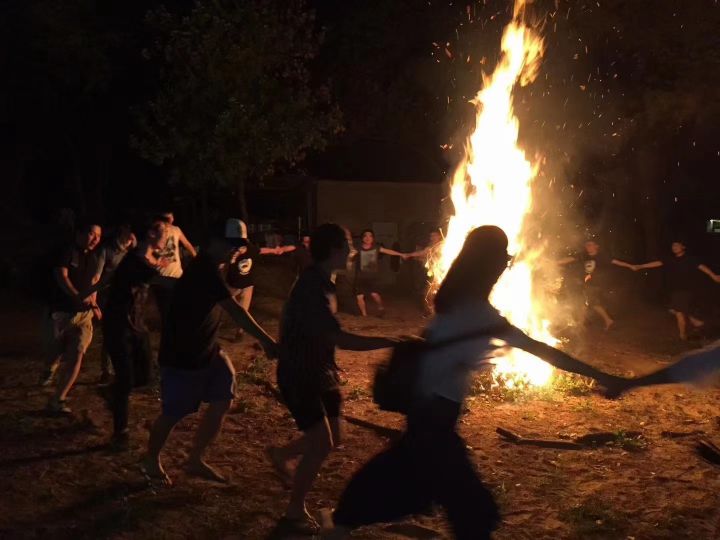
[[428, 0, 556, 389]]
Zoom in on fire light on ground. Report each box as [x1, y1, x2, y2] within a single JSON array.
[[428, 0, 555, 389]]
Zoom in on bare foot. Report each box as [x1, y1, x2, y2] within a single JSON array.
[[185, 459, 228, 483], [266, 446, 293, 488], [140, 456, 172, 486]]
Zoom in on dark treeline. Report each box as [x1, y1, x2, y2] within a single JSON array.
[[1, 0, 719, 260]]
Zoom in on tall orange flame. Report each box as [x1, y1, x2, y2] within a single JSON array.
[[429, 0, 555, 388]]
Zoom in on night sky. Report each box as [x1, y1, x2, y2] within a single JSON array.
[[2, 0, 719, 259]]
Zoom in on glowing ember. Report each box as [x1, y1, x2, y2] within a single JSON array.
[[429, 0, 555, 388]]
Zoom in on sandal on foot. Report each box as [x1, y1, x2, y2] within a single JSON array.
[[140, 459, 172, 487]]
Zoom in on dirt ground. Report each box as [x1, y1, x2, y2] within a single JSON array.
[[2, 284, 720, 540]]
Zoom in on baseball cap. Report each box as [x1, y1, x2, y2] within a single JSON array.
[[224, 218, 248, 247]]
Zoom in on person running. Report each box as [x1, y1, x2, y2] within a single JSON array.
[[224, 218, 283, 340], [557, 239, 634, 330], [326, 226, 629, 540], [97, 224, 137, 384], [102, 219, 169, 449], [141, 223, 277, 486], [350, 229, 409, 317], [45, 221, 106, 414], [625, 240, 720, 340], [266, 224, 396, 535], [153, 210, 197, 326]]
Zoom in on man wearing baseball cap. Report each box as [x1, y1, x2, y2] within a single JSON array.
[[142, 220, 277, 485], [224, 218, 283, 340]]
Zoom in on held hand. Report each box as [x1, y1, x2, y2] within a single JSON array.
[[92, 304, 103, 321], [631, 265, 640, 272], [714, 275, 720, 284], [597, 375, 633, 399]]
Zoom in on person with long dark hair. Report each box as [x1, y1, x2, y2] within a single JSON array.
[[326, 226, 628, 540]]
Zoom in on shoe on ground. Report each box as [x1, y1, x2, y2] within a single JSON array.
[[47, 397, 72, 415], [109, 430, 130, 452], [39, 366, 57, 387], [99, 371, 113, 385]]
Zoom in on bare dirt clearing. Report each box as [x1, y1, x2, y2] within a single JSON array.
[[1, 290, 720, 539]]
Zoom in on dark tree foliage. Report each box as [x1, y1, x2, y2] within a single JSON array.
[[132, 0, 342, 220]]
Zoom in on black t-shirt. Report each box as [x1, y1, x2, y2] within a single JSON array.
[[226, 241, 260, 290], [159, 254, 232, 370], [49, 244, 105, 313], [580, 251, 612, 287], [278, 265, 341, 393], [663, 254, 701, 291], [293, 245, 313, 274], [104, 252, 157, 333]]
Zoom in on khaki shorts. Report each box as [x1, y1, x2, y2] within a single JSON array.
[[51, 311, 94, 357]]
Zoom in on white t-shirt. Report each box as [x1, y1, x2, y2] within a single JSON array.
[[157, 225, 184, 278], [417, 300, 535, 403]]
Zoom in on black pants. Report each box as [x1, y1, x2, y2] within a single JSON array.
[[104, 325, 152, 434], [333, 397, 499, 539], [152, 278, 177, 330]]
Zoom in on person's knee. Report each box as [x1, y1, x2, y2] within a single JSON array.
[[307, 424, 333, 457]]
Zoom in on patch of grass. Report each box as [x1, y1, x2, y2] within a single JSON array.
[[231, 396, 254, 414], [467, 372, 594, 403], [561, 495, 631, 539], [240, 355, 271, 384], [571, 400, 595, 414], [553, 373, 595, 396], [611, 430, 648, 452], [346, 385, 370, 401]]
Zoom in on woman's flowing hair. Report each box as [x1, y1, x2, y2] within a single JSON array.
[[433, 225, 509, 314]]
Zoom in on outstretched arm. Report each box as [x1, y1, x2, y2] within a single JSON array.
[[259, 247, 282, 255], [406, 247, 429, 259], [633, 260, 663, 271], [178, 229, 197, 258], [379, 246, 407, 258], [557, 256, 576, 266], [611, 258, 636, 270], [698, 264, 720, 283], [334, 331, 396, 351], [220, 297, 277, 356], [502, 326, 621, 386]]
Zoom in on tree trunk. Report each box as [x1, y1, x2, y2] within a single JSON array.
[[237, 177, 248, 222]]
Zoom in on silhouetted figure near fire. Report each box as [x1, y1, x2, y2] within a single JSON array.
[[557, 239, 635, 331], [622, 239, 720, 340], [326, 226, 629, 540]]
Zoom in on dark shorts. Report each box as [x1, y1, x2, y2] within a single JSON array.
[[583, 284, 607, 308], [354, 274, 380, 296], [669, 290, 693, 314], [279, 386, 342, 431], [160, 351, 236, 419]]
